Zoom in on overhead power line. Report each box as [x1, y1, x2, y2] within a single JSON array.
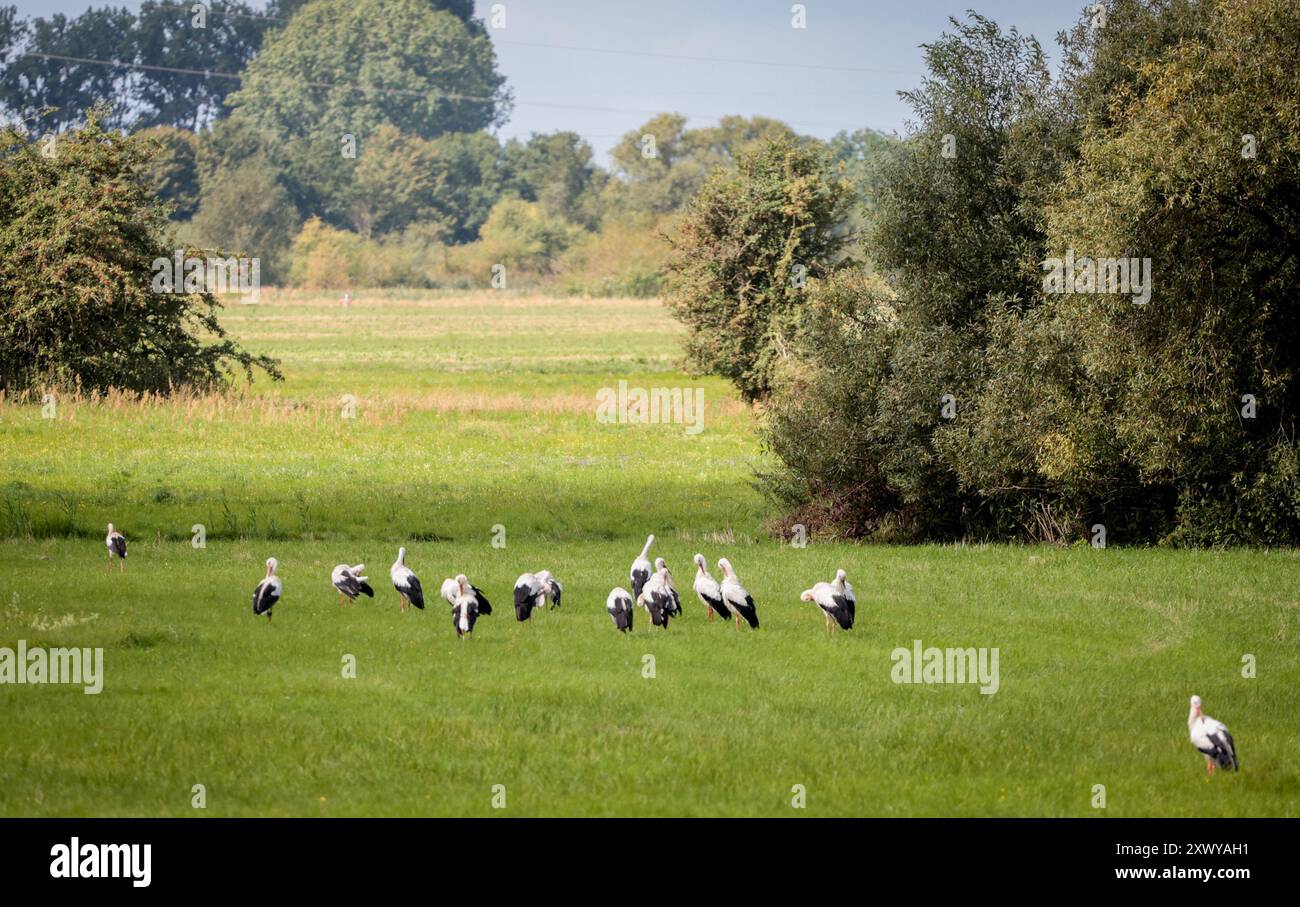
[[18, 52, 882, 133]]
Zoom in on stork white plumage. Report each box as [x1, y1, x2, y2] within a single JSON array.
[[449, 574, 489, 639], [653, 557, 682, 618], [630, 534, 655, 600], [800, 568, 855, 636], [442, 574, 492, 615], [331, 563, 373, 607], [636, 565, 676, 629], [513, 572, 544, 622], [535, 570, 563, 610], [717, 558, 759, 630], [390, 547, 424, 612], [1188, 695, 1239, 775], [105, 523, 127, 572], [692, 553, 730, 622], [606, 587, 633, 632], [252, 557, 281, 623]]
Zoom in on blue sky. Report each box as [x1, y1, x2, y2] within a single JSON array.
[[10, 0, 1090, 161]]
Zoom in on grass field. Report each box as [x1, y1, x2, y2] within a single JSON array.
[[1, 291, 1297, 817]]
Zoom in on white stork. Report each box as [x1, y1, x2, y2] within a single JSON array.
[[653, 558, 682, 618], [692, 553, 730, 622], [535, 570, 563, 609], [513, 572, 545, 622], [630, 534, 655, 600], [637, 565, 676, 629], [252, 557, 281, 623], [449, 574, 489, 639], [390, 547, 424, 612], [717, 558, 759, 630], [1188, 695, 1239, 775], [105, 523, 127, 572], [800, 568, 856, 636], [331, 563, 373, 607], [441, 574, 492, 615], [606, 587, 633, 632]]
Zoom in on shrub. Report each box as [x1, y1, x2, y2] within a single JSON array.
[[0, 114, 280, 395], [664, 137, 854, 403]]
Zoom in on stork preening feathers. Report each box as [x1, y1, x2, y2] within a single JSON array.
[[445, 574, 490, 638], [637, 563, 678, 629], [1188, 695, 1239, 775], [513, 572, 544, 622], [718, 558, 759, 630], [606, 587, 633, 632], [390, 547, 424, 612], [252, 557, 281, 623], [630, 534, 654, 600], [105, 523, 127, 572], [801, 568, 856, 636], [692, 553, 730, 621], [332, 563, 374, 606], [441, 575, 492, 616], [536, 570, 563, 610]]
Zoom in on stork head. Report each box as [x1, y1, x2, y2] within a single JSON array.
[[800, 589, 815, 603], [654, 557, 667, 571], [536, 569, 552, 584], [107, 522, 114, 533], [455, 573, 469, 595], [1190, 695, 1203, 714], [640, 534, 655, 556], [835, 568, 848, 584], [396, 546, 407, 564], [693, 553, 707, 572], [717, 557, 732, 577], [266, 557, 278, 575]]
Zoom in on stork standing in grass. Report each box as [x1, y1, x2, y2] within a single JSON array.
[[653, 558, 682, 618], [637, 565, 676, 629], [390, 547, 424, 612], [332, 564, 373, 607], [449, 574, 488, 639], [606, 588, 633, 632], [800, 568, 856, 636], [252, 557, 281, 623], [692, 553, 730, 622], [105, 523, 127, 572], [1188, 695, 1239, 775], [717, 558, 759, 630], [513, 572, 545, 622], [441, 574, 492, 615], [630, 534, 655, 600], [535, 570, 563, 610]]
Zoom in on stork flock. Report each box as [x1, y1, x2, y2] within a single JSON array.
[[104, 522, 1243, 776]]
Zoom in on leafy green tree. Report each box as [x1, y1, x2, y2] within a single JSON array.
[[136, 125, 200, 220], [503, 131, 606, 228], [224, 0, 510, 225], [1035, 0, 1300, 544], [0, 7, 137, 132], [186, 155, 301, 285], [0, 113, 279, 394], [665, 137, 853, 402], [607, 113, 798, 215]]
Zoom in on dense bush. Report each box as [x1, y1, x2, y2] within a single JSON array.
[[664, 138, 854, 402], [0, 114, 280, 394]]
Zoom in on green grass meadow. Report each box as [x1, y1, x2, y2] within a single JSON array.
[[1, 291, 1297, 816]]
